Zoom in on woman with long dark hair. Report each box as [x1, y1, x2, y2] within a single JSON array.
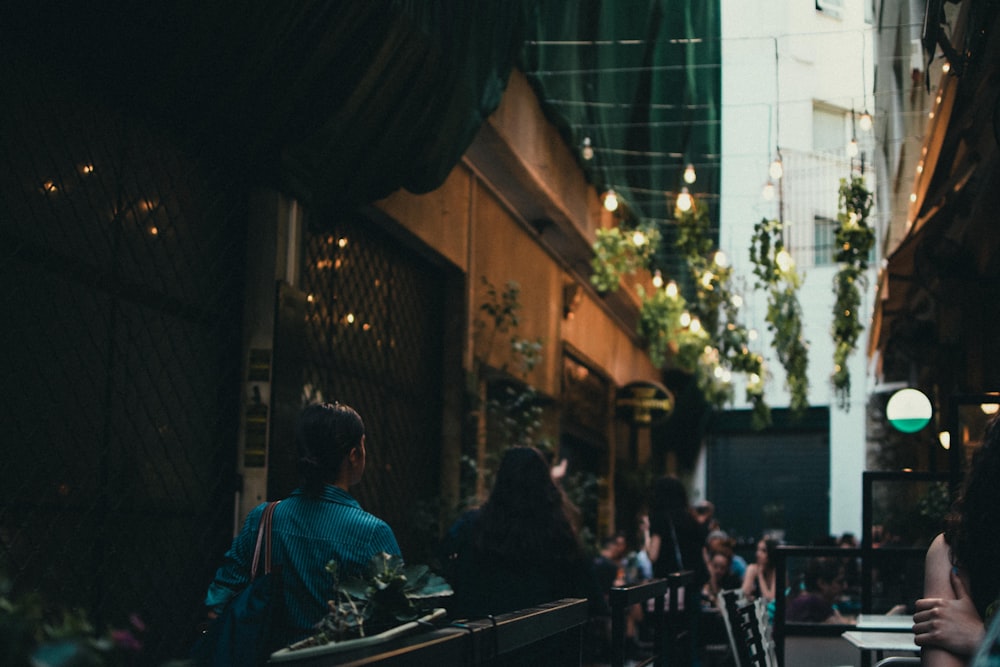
[[914, 415, 1000, 666], [440, 446, 603, 619]]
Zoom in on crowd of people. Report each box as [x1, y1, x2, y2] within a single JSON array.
[[200, 401, 1000, 666]]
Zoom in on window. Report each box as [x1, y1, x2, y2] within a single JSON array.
[[816, 0, 844, 20], [813, 104, 848, 155], [814, 215, 838, 266]]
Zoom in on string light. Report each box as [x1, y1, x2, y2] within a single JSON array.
[[652, 270, 664, 288], [768, 157, 783, 180], [665, 280, 679, 298], [847, 137, 859, 158], [762, 181, 775, 200], [632, 229, 647, 246], [676, 187, 693, 212], [858, 111, 873, 132], [683, 163, 697, 184], [581, 137, 594, 160], [603, 189, 619, 212]]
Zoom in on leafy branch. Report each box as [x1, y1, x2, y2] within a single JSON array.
[[750, 218, 810, 417], [831, 176, 875, 410]]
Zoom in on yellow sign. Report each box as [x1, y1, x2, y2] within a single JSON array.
[[616, 381, 675, 425]]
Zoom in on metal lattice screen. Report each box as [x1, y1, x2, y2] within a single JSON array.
[[0, 62, 246, 661], [289, 214, 447, 563]]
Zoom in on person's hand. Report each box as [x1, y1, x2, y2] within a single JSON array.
[[913, 569, 985, 657]]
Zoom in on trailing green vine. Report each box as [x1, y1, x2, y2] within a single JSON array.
[[831, 176, 875, 410], [595, 200, 771, 429], [750, 218, 810, 417], [590, 224, 660, 292]]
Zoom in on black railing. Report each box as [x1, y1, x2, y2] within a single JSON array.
[[608, 570, 695, 667]]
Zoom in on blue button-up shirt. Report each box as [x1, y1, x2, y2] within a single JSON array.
[[205, 485, 401, 641]]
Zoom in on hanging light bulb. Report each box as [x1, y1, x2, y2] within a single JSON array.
[[603, 189, 619, 212], [847, 137, 859, 158], [683, 163, 697, 184], [679, 311, 692, 328], [859, 111, 873, 132], [665, 280, 679, 298], [632, 229, 647, 247], [689, 317, 702, 333], [581, 137, 594, 161], [714, 250, 728, 268], [762, 181, 775, 201], [652, 270, 664, 288], [768, 157, 783, 180], [775, 249, 793, 273], [676, 187, 693, 212]]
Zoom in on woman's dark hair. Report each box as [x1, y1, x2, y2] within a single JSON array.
[[802, 557, 843, 592], [761, 537, 780, 576], [650, 475, 691, 525], [295, 402, 365, 496], [475, 446, 580, 564], [945, 414, 1000, 617]]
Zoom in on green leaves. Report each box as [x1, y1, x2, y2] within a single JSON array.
[[305, 553, 453, 647], [831, 176, 875, 410], [750, 218, 810, 418], [589, 225, 660, 293]]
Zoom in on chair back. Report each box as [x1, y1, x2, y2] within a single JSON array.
[[733, 597, 776, 667]]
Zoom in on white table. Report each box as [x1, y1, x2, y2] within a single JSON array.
[[842, 629, 919, 667], [856, 614, 914, 631]]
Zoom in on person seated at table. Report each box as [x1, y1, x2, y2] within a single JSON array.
[[913, 415, 1000, 666], [438, 446, 606, 620], [706, 530, 747, 581], [702, 543, 743, 609], [786, 557, 854, 624], [741, 536, 779, 604]]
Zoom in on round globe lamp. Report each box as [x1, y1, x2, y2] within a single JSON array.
[[886, 388, 933, 433]]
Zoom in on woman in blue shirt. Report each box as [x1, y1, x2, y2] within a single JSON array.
[[204, 402, 401, 644]]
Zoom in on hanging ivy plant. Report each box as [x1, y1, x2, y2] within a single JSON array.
[[831, 176, 875, 410], [590, 224, 660, 293], [750, 218, 810, 417], [590, 198, 771, 429]]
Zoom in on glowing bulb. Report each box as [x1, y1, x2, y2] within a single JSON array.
[[581, 137, 594, 161], [762, 181, 775, 200], [939, 431, 951, 450], [652, 270, 663, 288], [847, 138, 859, 158], [338, 237, 348, 248], [680, 311, 692, 327], [676, 187, 693, 212], [603, 190, 619, 212], [632, 230, 647, 247], [775, 249, 793, 272], [859, 111, 873, 132], [748, 329, 758, 341], [909, 193, 918, 203], [769, 158, 783, 180], [749, 373, 761, 385], [665, 281, 679, 298], [942, 61, 951, 74], [700, 271, 714, 288], [714, 250, 728, 268], [981, 403, 1000, 415], [714, 366, 724, 379], [731, 294, 743, 308], [683, 163, 697, 184], [689, 317, 702, 333]]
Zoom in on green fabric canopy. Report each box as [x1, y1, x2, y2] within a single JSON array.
[[520, 0, 721, 232], [6, 0, 719, 233]]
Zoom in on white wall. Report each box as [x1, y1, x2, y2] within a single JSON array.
[[716, 0, 877, 540]]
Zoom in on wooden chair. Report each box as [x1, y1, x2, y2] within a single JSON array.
[[719, 589, 747, 667]]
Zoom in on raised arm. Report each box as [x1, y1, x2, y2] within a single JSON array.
[[914, 533, 983, 666]]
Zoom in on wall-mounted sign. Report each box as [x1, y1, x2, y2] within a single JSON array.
[[616, 380, 675, 426], [886, 388, 933, 433]]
